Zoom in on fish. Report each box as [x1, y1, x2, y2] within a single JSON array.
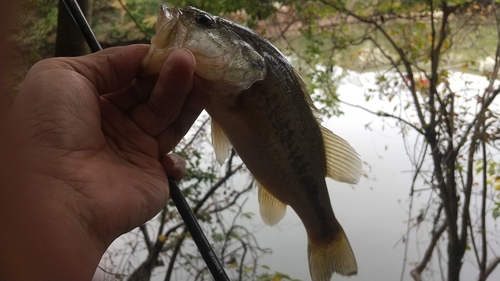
[[141, 6, 362, 281]]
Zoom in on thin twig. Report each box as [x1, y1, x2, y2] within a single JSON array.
[[339, 99, 424, 134], [410, 222, 448, 281], [116, 0, 151, 38]]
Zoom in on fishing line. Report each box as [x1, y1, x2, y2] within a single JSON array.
[[62, 1, 230, 280]]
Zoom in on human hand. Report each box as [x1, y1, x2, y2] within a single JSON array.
[[0, 46, 207, 280]]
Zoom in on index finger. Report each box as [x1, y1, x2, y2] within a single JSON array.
[[129, 49, 199, 137], [55, 45, 150, 95]]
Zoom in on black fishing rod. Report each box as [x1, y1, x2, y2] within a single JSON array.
[[61, 0, 101, 52], [61, 1, 230, 280]]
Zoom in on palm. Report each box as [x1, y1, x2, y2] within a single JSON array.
[[13, 46, 206, 245], [0, 46, 207, 280], [66, 93, 170, 240]]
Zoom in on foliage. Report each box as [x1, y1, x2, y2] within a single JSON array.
[[165, 0, 277, 28], [7, 1, 58, 97], [93, 0, 159, 45], [11, 0, 58, 60]]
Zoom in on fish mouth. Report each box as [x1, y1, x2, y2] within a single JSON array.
[[139, 6, 186, 75], [160, 5, 176, 22], [156, 6, 185, 50], [161, 7, 266, 91], [141, 5, 266, 91]]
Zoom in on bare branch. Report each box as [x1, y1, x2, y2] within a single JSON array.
[[481, 256, 500, 281], [194, 163, 245, 214], [339, 99, 424, 134], [477, 118, 489, 281], [116, 0, 151, 38], [322, 0, 427, 126], [410, 222, 448, 281], [181, 117, 210, 151], [139, 224, 152, 254], [400, 142, 429, 281]]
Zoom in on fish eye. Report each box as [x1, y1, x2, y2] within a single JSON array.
[[194, 13, 215, 28]]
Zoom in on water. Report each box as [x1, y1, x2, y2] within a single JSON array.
[[242, 70, 500, 281]]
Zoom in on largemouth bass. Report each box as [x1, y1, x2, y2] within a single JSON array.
[[141, 6, 362, 281]]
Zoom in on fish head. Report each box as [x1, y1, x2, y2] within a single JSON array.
[[141, 6, 266, 94]]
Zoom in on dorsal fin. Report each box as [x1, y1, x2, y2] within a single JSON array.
[[293, 68, 321, 119], [320, 125, 362, 184], [257, 181, 287, 226], [211, 119, 232, 165]]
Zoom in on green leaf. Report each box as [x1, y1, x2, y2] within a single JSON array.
[[492, 208, 500, 220]]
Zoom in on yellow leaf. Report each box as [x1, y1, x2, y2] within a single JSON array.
[[157, 235, 167, 243], [111, 0, 126, 10], [143, 15, 157, 28]]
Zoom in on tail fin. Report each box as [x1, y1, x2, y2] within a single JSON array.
[[307, 230, 357, 281]]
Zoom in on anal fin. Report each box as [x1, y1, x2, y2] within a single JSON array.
[[257, 181, 287, 226]]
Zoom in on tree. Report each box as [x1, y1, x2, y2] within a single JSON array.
[[276, 0, 500, 280]]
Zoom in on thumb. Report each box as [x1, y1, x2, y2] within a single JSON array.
[[161, 154, 187, 183]]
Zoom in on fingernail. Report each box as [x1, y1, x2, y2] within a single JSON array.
[[180, 48, 196, 67], [168, 154, 179, 166]]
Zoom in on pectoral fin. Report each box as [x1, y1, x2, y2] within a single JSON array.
[[320, 125, 362, 184], [257, 181, 287, 226], [211, 119, 232, 165]]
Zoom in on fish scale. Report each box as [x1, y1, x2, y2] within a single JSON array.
[[141, 6, 362, 281]]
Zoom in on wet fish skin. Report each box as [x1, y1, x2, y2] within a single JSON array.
[[141, 6, 362, 281], [202, 14, 358, 280], [141, 5, 266, 93]]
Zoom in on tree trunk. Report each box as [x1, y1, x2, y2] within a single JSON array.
[[448, 240, 464, 281], [55, 0, 92, 57]]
